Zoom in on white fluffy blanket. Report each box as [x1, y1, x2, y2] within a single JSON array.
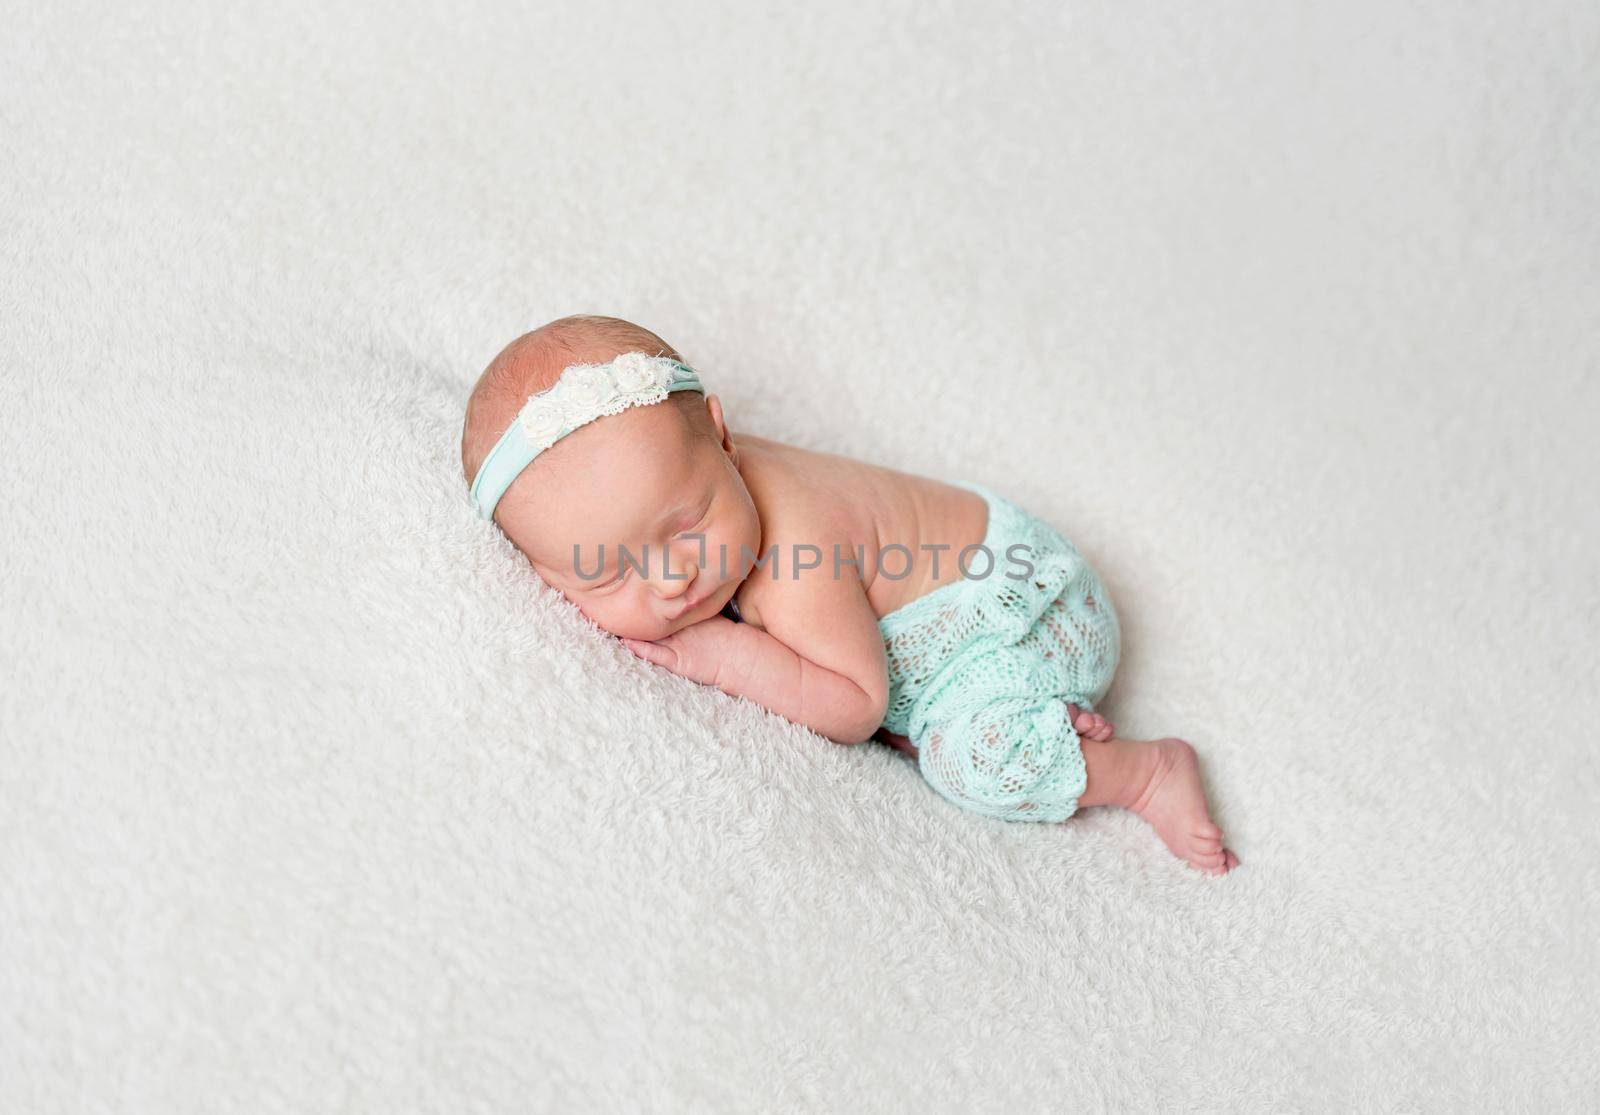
[[4, 2, 1597, 1109]]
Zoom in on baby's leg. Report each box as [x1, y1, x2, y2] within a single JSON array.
[[1079, 736, 1239, 875]]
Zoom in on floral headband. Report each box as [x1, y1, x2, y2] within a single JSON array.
[[469, 351, 704, 520]]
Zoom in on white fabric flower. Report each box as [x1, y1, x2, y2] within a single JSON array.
[[612, 356, 663, 395], [515, 354, 688, 452], [520, 400, 568, 448], [562, 370, 614, 412]]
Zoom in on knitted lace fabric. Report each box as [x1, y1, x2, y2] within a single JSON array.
[[877, 482, 1122, 823]]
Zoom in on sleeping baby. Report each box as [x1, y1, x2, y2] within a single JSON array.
[[460, 314, 1238, 875]]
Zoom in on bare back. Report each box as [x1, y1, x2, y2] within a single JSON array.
[[728, 433, 989, 630]]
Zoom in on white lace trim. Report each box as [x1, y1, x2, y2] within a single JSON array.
[[517, 352, 683, 452]]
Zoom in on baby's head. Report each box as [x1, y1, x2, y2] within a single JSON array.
[[461, 315, 760, 641]]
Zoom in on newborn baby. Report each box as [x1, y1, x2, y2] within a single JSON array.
[[461, 314, 1237, 875]]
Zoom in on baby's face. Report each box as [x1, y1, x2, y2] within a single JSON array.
[[497, 395, 761, 642]]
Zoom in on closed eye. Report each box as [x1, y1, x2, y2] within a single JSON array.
[[590, 496, 711, 590], [679, 498, 713, 536], [585, 560, 628, 591]]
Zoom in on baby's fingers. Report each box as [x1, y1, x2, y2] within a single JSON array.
[[622, 637, 676, 670]]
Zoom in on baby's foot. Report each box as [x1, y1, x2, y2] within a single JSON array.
[[1066, 702, 1115, 742], [1127, 738, 1239, 876]]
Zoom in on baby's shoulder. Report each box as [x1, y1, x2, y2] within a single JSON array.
[[733, 443, 879, 629], [737, 436, 874, 544]]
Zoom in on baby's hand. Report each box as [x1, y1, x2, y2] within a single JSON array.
[[621, 615, 743, 689], [1066, 702, 1115, 742]]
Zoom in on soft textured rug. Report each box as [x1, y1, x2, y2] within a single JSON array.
[[4, 1, 1597, 1110]]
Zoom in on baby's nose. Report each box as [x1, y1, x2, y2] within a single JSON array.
[[652, 553, 699, 598]]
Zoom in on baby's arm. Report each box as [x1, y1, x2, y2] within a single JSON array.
[[623, 569, 890, 745]]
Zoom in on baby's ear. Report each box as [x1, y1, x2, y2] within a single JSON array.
[[704, 394, 736, 458]]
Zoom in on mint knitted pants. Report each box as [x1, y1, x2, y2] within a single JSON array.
[[876, 482, 1121, 823]]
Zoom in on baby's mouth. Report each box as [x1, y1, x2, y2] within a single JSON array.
[[669, 582, 716, 620]]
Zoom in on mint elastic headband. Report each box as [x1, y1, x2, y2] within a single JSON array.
[[469, 351, 704, 520]]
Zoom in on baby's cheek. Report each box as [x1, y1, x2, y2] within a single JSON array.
[[583, 592, 663, 642], [569, 595, 604, 628], [701, 534, 732, 578], [708, 529, 750, 578], [572, 592, 621, 631]]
